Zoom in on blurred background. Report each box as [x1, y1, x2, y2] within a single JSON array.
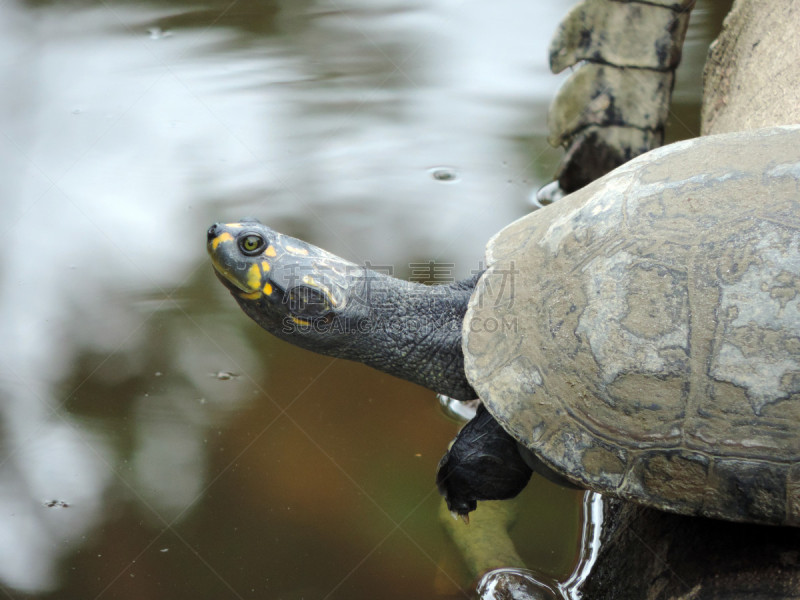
[[0, 0, 730, 598]]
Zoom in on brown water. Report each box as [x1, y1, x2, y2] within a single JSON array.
[[0, 1, 730, 598]]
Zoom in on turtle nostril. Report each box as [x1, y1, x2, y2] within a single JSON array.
[[207, 223, 221, 241]]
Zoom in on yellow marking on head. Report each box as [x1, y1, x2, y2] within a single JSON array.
[[265, 245, 277, 257], [291, 316, 311, 326], [224, 223, 244, 229], [286, 245, 309, 256], [261, 261, 271, 272], [246, 264, 262, 291], [211, 232, 234, 251], [263, 283, 273, 295], [302, 275, 338, 307], [211, 257, 250, 292], [239, 291, 262, 300]]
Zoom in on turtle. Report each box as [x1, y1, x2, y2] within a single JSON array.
[[207, 125, 800, 527], [545, 0, 696, 195]]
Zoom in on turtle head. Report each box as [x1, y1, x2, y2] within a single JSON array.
[[207, 218, 478, 400], [207, 219, 358, 335]]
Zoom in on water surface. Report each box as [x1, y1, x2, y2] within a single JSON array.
[[0, 1, 730, 597]]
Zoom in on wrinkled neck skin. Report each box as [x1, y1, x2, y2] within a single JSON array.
[[236, 267, 480, 401]]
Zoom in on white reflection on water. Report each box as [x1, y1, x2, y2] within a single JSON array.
[[559, 492, 604, 600]]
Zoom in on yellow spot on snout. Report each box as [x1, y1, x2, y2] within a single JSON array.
[[286, 245, 309, 256], [246, 264, 262, 291], [239, 291, 262, 300], [264, 245, 277, 257], [211, 232, 234, 251], [263, 283, 273, 295]]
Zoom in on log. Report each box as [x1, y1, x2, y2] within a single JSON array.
[[702, 0, 800, 134]]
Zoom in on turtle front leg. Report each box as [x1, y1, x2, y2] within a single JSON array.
[[436, 404, 534, 519]]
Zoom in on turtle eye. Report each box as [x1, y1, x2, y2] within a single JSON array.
[[239, 234, 266, 256]]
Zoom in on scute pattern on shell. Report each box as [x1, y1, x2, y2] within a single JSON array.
[[463, 127, 800, 526]]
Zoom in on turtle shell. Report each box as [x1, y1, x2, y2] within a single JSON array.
[[463, 126, 800, 526]]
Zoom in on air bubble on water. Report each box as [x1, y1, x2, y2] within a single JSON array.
[[531, 180, 563, 209], [429, 166, 459, 183], [147, 27, 173, 40], [212, 371, 239, 380], [438, 394, 479, 421]]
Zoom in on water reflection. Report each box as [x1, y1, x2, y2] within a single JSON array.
[[0, 0, 724, 597]]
